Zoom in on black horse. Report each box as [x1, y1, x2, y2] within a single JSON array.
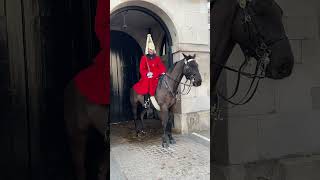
[[212, 0, 294, 90], [130, 54, 202, 148], [211, 0, 294, 157]]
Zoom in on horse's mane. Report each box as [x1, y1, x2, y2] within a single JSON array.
[[168, 61, 180, 73], [167, 55, 194, 73], [159, 59, 183, 88]]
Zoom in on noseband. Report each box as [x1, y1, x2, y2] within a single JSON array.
[[213, 0, 287, 106]]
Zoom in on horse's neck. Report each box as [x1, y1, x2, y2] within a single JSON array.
[[212, 0, 237, 89], [213, 42, 235, 89], [166, 61, 184, 92]]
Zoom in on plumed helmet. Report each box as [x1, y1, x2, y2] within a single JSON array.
[[145, 34, 156, 55]]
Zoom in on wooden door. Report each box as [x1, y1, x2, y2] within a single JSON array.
[[0, 0, 30, 179], [110, 31, 142, 123]]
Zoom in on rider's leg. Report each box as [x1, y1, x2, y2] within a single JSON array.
[[143, 94, 150, 108]]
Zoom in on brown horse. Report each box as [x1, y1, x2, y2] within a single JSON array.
[[130, 54, 202, 148], [64, 81, 108, 180]]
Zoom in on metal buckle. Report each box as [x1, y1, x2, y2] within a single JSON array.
[[259, 53, 271, 76], [212, 105, 224, 121], [260, 42, 268, 50], [244, 14, 251, 22], [239, 0, 247, 9]]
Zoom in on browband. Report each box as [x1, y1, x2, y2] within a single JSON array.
[[184, 59, 195, 64]]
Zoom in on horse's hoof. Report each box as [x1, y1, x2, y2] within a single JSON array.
[[170, 139, 176, 144], [136, 130, 146, 137], [162, 142, 169, 148], [136, 131, 141, 137]]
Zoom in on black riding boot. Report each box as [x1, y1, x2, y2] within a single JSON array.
[[143, 94, 150, 108]]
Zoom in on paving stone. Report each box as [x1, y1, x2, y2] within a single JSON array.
[[110, 123, 210, 180]]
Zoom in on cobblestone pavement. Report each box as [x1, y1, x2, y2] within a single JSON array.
[[213, 155, 320, 180], [110, 121, 210, 180], [197, 130, 210, 139]]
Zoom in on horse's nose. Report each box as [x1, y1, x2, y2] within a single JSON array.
[[194, 79, 202, 86], [279, 61, 293, 77], [198, 76, 202, 85]]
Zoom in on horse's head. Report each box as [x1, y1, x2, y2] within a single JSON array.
[[232, 0, 294, 79], [182, 53, 202, 86]]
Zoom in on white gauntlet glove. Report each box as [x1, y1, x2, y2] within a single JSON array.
[[147, 72, 153, 78]]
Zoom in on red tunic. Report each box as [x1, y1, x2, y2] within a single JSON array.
[[133, 55, 167, 96], [74, 0, 110, 105]]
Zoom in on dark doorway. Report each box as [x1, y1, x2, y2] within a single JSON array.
[[110, 31, 142, 123]]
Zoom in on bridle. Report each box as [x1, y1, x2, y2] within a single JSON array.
[[213, 0, 288, 107], [162, 58, 199, 98]]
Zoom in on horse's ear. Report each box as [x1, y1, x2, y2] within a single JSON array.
[[182, 53, 187, 58], [193, 54, 196, 58]]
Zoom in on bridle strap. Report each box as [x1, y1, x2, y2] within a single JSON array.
[[184, 58, 195, 64], [161, 57, 196, 97], [164, 74, 194, 86]]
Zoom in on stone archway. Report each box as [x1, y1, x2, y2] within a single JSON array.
[[111, 0, 179, 53]]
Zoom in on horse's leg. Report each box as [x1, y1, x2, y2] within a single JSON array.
[[131, 90, 147, 135], [132, 102, 142, 135], [64, 82, 88, 180], [97, 147, 108, 180], [139, 109, 147, 135], [88, 104, 109, 180], [68, 131, 87, 180], [158, 108, 170, 148], [130, 89, 140, 133], [167, 110, 176, 144]]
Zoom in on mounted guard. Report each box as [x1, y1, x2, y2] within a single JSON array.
[[133, 34, 166, 110], [131, 51, 202, 147]]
